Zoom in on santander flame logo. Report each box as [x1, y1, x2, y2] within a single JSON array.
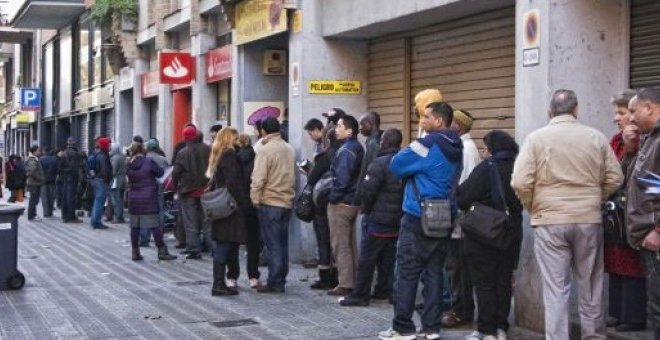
[[163, 57, 189, 79]]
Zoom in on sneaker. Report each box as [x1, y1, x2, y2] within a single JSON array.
[[327, 286, 353, 296], [256, 285, 285, 294], [496, 329, 507, 340], [465, 331, 497, 340], [378, 328, 416, 340], [424, 333, 440, 340], [226, 279, 237, 288], [185, 252, 202, 260], [249, 278, 262, 289], [338, 296, 369, 307]]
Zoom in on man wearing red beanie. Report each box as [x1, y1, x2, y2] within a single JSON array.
[[89, 137, 113, 229], [173, 124, 212, 259]]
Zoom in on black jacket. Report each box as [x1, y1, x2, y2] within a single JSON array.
[[236, 146, 256, 190], [40, 154, 59, 184], [211, 149, 251, 243], [360, 149, 404, 228], [172, 141, 211, 194], [456, 156, 523, 255], [329, 137, 364, 205], [59, 146, 82, 178], [94, 151, 113, 184]]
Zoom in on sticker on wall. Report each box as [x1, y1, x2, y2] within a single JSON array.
[[243, 101, 285, 135], [292, 10, 303, 33], [308, 81, 361, 95]]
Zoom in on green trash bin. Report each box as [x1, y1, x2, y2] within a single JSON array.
[[0, 204, 26, 290]]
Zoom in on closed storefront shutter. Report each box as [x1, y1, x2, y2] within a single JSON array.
[[367, 38, 407, 135], [630, 0, 660, 90], [367, 7, 515, 147], [102, 110, 114, 140]]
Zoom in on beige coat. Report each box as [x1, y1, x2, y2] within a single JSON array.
[[250, 133, 296, 209], [511, 115, 623, 226]]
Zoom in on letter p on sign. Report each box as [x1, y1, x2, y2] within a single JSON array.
[[20, 88, 42, 111]]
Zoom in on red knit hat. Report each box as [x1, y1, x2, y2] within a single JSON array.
[[183, 125, 197, 142], [97, 137, 111, 152]]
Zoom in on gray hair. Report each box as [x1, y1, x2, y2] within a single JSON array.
[[549, 89, 578, 116], [636, 87, 660, 105], [610, 89, 636, 107]]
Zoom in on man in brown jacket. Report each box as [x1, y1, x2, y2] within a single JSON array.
[[626, 87, 660, 339], [251, 117, 295, 293], [511, 89, 623, 340]]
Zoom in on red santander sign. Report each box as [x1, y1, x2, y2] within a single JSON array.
[[159, 52, 195, 84], [206, 45, 232, 83]]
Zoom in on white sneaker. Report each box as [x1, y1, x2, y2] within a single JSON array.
[[249, 278, 261, 289], [378, 328, 417, 340], [226, 279, 237, 288], [425, 332, 440, 340], [465, 331, 497, 340], [496, 329, 507, 340]]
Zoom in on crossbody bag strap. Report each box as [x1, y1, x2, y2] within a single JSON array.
[[488, 160, 509, 213]]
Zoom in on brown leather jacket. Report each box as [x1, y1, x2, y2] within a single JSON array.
[[626, 120, 660, 248]]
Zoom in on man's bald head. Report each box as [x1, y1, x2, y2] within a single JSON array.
[[359, 111, 381, 137], [629, 87, 660, 134], [549, 89, 578, 118]]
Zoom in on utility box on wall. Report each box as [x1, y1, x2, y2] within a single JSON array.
[[263, 50, 287, 76]]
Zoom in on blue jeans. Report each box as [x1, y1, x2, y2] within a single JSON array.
[[90, 179, 109, 227], [392, 213, 448, 334], [213, 241, 240, 265], [257, 205, 291, 289], [109, 188, 125, 222]]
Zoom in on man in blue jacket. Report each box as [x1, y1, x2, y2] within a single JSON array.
[[379, 102, 463, 340]]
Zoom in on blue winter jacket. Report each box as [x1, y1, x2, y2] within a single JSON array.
[[390, 130, 463, 218], [329, 137, 364, 205], [39, 154, 59, 184]]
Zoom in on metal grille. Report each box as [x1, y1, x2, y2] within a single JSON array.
[[630, 0, 660, 90]]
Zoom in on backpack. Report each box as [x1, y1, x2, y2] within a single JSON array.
[[86, 152, 100, 178]]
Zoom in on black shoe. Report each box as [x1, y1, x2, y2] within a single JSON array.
[[615, 323, 646, 332], [185, 252, 202, 260], [339, 296, 369, 307], [132, 248, 143, 261], [157, 246, 177, 261], [310, 269, 334, 290], [257, 285, 285, 294], [93, 224, 109, 230], [212, 262, 238, 296], [328, 267, 339, 287]]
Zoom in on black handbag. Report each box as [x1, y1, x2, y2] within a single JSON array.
[[294, 184, 315, 223], [602, 191, 627, 244], [460, 161, 514, 250]]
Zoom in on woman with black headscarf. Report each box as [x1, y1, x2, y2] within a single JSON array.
[[456, 130, 523, 340]]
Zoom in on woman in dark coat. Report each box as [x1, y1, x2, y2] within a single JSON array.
[[126, 142, 176, 261], [206, 127, 252, 296], [5, 155, 19, 202], [456, 130, 523, 340]]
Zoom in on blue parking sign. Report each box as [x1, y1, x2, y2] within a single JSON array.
[[20, 88, 41, 111]]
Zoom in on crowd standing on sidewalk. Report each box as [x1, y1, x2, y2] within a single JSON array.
[[7, 87, 660, 340]]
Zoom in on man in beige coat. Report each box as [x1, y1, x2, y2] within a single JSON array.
[[251, 117, 296, 294], [511, 89, 623, 340]]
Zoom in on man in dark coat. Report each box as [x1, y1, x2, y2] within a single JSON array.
[[25, 145, 45, 221], [172, 125, 211, 259], [89, 137, 113, 229], [59, 137, 83, 223], [39, 147, 59, 218]]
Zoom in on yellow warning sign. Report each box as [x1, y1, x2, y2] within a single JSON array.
[[308, 81, 361, 95]]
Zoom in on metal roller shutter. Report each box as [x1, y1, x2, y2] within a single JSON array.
[[630, 0, 660, 90], [411, 7, 515, 148], [367, 38, 408, 140], [102, 110, 114, 140]]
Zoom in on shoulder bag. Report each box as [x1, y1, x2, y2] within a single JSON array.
[[459, 161, 514, 250], [411, 178, 453, 238], [200, 175, 238, 222]]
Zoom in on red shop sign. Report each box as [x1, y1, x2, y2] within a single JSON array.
[[141, 71, 159, 98], [159, 52, 195, 84], [205, 45, 232, 83]]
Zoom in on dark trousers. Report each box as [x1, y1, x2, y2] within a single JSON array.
[[446, 238, 475, 320], [313, 212, 332, 267], [174, 204, 186, 244], [213, 241, 240, 265], [258, 205, 291, 289], [227, 211, 261, 280], [393, 214, 448, 334], [608, 273, 647, 324], [466, 246, 516, 336], [641, 250, 660, 339], [62, 177, 78, 221], [351, 234, 396, 299], [27, 185, 41, 219], [41, 183, 56, 217], [180, 197, 210, 253]]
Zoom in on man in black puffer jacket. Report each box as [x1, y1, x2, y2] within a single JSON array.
[[340, 128, 404, 307]]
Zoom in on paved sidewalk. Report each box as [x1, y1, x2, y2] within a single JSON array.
[[0, 206, 542, 340]]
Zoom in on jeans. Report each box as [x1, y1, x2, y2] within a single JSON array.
[[41, 183, 56, 217], [90, 179, 109, 227], [392, 213, 448, 334], [109, 188, 125, 222], [312, 212, 332, 268], [352, 234, 396, 300], [61, 176, 78, 221], [213, 240, 240, 265], [640, 249, 660, 339], [258, 205, 291, 289], [228, 210, 261, 280], [27, 185, 41, 219], [180, 197, 210, 253]]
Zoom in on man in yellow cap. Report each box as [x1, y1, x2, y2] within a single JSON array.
[[443, 109, 482, 329]]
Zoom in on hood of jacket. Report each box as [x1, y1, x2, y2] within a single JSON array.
[[418, 129, 463, 163]]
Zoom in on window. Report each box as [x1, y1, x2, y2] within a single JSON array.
[[93, 29, 102, 85], [78, 19, 91, 90]]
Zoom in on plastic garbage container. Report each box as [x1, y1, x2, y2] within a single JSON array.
[[0, 204, 26, 290]]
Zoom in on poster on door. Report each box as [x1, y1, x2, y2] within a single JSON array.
[[243, 101, 285, 137]]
